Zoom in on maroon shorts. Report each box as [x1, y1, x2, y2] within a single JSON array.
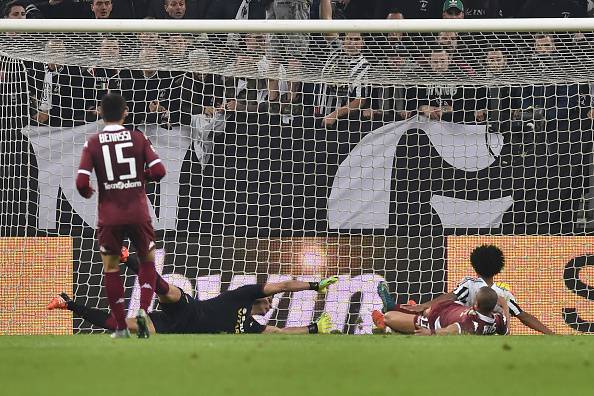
[[97, 222, 156, 257]]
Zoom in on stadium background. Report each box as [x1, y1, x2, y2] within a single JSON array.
[[2, 115, 593, 334], [1, 0, 594, 336]]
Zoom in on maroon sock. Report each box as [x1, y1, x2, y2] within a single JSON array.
[[155, 274, 170, 295], [103, 271, 127, 330], [138, 261, 157, 311]]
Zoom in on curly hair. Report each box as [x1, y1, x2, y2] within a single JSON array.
[[469, 245, 505, 279]]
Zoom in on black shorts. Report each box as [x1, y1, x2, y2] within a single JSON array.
[[148, 290, 199, 334]]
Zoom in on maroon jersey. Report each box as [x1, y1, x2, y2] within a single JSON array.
[[427, 300, 508, 335], [77, 124, 164, 226]]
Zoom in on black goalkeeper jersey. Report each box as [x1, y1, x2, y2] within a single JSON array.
[[152, 284, 267, 334]]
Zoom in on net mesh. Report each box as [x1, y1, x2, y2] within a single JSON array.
[[1, 31, 594, 85], [1, 26, 593, 334]]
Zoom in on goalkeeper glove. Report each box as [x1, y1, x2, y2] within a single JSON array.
[[309, 276, 338, 293], [307, 312, 332, 334]]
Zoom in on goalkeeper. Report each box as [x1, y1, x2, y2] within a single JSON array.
[[48, 249, 336, 335]]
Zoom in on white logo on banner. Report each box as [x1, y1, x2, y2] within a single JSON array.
[[25, 118, 511, 231], [23, 121, 191, 230], [327, 118, 513, 229]]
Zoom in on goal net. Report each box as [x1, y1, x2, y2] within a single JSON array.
[[1, 19, 593, 335]]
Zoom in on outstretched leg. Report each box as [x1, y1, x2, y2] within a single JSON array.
[[383, 310, 418, 334], [48, 293, 156, 334]]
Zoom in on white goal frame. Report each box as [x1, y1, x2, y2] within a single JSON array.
[[0, 18, 593, 34]]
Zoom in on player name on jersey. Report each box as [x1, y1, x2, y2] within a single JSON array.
[[98, 130, 132, 144]]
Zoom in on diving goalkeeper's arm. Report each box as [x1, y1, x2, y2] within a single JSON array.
[[259, 277, 338, 334], [262, 276, 338, 296]]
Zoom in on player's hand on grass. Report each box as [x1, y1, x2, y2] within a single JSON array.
[[317, 276, 338, 293], [315, 312, 333, 334], [414, 327, 431, 336]]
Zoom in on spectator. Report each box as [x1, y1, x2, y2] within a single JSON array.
[[163, 33, 191, 62], [3, 0, 26, 18], [436, 31, 476, 75], [90, 0, 112, 18], [442, 0, 464, 18], [517, 34, 583, 139], [122, 47, 177, 128], [28, 39, 86, 127], [475, 48, 521, 131], [224, 33, 276, 114], [168, 49, 226, 165], [169, 49, 224, 125], [147, 0, 201, 19], [164, 0, 186, 18], [82, 37, 123, 121], [266, 0, 331, 114], [137, 31, 160, 49], [386, 11, 405, 43], [370, 10, 417, 64], [410, 47, 474, 123], [365, 11, 417, 123], [3, 0, 42, 18], [366, 63, 416, 123], [315, 32, 370, 127]]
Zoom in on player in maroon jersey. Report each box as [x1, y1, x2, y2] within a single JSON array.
[[75, 93, 166, 338], [373, 286, 509, 335]]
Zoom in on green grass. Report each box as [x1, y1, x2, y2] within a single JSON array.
[[0, 335, 592, 396]]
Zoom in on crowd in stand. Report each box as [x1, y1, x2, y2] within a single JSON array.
[[2, 0, 594, 20], [2, 0, 594, 150]]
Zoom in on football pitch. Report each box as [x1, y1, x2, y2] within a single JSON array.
[[1, 335, 592, 396]]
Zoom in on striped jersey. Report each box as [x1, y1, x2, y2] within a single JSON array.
[[453, 276, 523, 317], [314, 50, 370, 116]]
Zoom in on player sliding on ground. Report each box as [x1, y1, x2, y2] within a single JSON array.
[[49, 250, 337, 335], [372, 286, 509, 336], [377, 244, 554, 335], [75, 93, 166, 339]]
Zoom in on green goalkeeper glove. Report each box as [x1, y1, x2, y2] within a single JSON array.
[[309, 276, 338, 294], [308, 312, 333, 334]]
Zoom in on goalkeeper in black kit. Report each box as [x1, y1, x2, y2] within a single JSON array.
[[48, 248, 336, 335]]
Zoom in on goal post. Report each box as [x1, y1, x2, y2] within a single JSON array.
[[1, 19, 594, 334]]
